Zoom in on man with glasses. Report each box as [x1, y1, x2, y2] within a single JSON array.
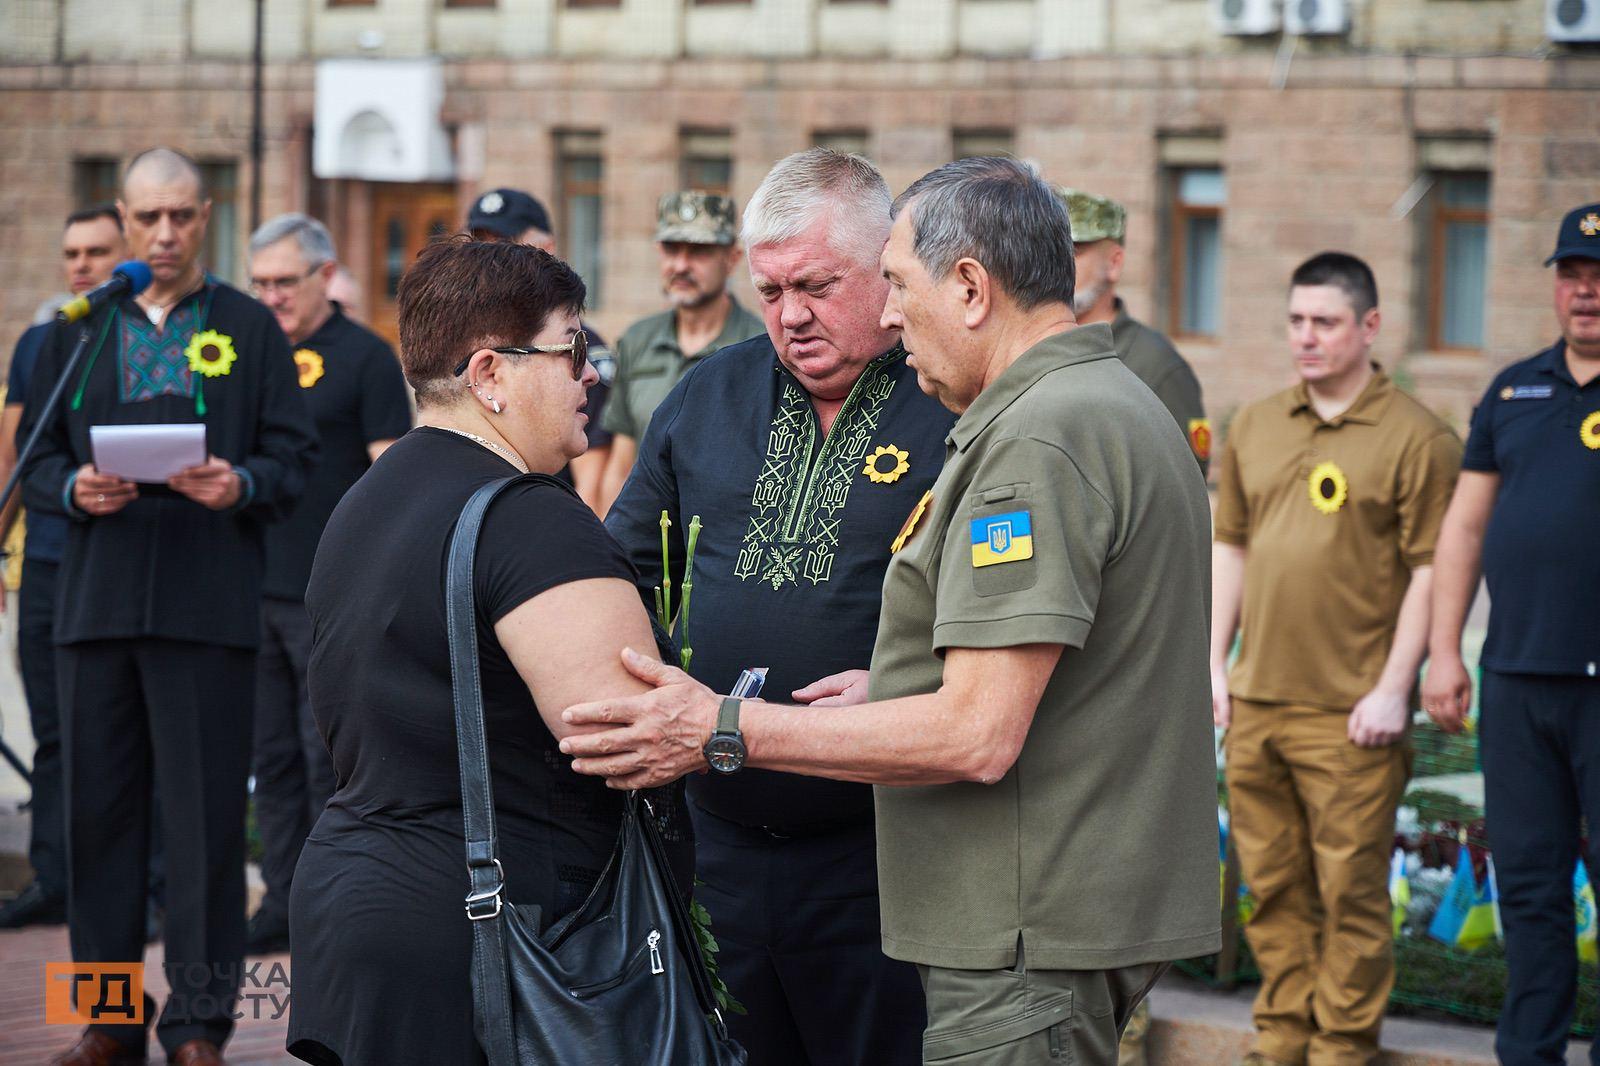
[[22, 147, 316, 1066], [243, 213, 412, 956]]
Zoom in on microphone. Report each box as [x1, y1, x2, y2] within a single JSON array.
[[56, 260, 154, 325]]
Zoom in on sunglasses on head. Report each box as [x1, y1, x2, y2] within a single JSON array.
[[453, 329, 589, 380]]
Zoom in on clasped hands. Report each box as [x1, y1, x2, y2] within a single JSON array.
[[558, 649, 872, 790], [74, 455, 242, 516]]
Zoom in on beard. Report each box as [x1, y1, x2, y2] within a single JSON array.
[[1072, 280, 1104, 317]]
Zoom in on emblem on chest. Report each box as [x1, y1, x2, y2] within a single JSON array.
[[1307, 460, 1349, 515]]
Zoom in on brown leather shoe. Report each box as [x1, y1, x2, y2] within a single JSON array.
[[167, 1040, 224, 1066], [50, 1030, 147, 1065]]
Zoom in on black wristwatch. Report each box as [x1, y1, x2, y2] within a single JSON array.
[[702, 697, 748, 775]]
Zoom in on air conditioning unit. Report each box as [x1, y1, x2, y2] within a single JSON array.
[[1548, 0, 1600, 41], [1213, 0, 1280, 36], [1285, 0, 1349, 35]]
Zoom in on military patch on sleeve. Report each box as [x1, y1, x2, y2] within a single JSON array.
[[1188, 418, 1212, 461], [970, 510, 1034, 568]]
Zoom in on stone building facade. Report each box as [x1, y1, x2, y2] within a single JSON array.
[[2, 0, 1598, 434]]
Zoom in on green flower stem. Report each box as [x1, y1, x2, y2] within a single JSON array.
[[679, 515, 702, 670], [659, 511, 673, 630]]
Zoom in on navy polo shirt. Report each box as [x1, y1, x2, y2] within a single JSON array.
[[1463, 340, 1600, 676], [606, 335, 957, 828], [7, 323, 68, 564]]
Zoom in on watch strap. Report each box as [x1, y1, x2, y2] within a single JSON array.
[[716, 696, 742, 735]]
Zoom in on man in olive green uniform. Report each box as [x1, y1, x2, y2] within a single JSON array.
[[560, 157, 1222, 1066], [1213, 253, 1461, 1066], [596, 191, 764, 513], [1058, 187, 1211, 475]]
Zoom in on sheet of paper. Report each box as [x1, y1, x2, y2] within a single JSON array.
[[89, 424, 207, 484]]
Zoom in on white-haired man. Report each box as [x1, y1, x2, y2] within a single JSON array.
[[567, 157, 1221, 1065], [244, 213, 412, 956], [602, 148, 948, 1065]]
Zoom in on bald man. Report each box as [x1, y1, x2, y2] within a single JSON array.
[[21, 147, 316, 1066]]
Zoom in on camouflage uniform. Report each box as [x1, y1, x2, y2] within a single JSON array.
[[1059, 188, 1212, 476], [602, 191, 765, 442]]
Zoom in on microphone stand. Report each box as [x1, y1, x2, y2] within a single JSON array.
[[0, 321, 98, 785]]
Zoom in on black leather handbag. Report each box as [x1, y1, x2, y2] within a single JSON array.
[[447, 476, 748, 1066]]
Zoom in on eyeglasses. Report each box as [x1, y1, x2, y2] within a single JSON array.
[[453, 329, 589, 380], [248, 266, 320, 297]]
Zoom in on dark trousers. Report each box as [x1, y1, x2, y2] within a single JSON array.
[[59, 638, 254, 1056], [252, 597, 332, 924], [1480, 670, 1600, 1066], [690, 801, 925, 1066], [18, 557, 65, 897]]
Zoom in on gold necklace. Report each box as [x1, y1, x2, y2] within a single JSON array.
[[435, 426, 530, 473]]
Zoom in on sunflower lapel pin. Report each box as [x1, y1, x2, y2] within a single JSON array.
[[864, 444, 910, 484], [1307, 460, 1349, 515], [186, 329, 238, 378], [295, 348, 326, 389], [1581, 410, 1600, 451]]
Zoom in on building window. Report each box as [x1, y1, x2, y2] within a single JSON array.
[[1169, 168, 1225, 339], [812, 129, 870, 158], [564, 0, 620, 7], [1424, 173, 1490, 351], [445, 0, 496, 7], [557, 132, 604, 308], [680, 129, 733, 198], [74, 157, 120, 210], [326, 0, 376, 7], [201, 162, 240, 285], [952, 128, 1014, 160]]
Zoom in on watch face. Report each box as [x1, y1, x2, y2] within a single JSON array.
[[704, 735, 747, 775]]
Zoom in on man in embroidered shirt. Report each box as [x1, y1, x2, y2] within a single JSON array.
[[567, 157, 1220, 1066], [602, 149, 950, 1066], [243, 213, 411, 957], [21, 147, 316, 1066]]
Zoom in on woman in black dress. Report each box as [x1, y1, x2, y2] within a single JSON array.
[[287, 239, 688, 1065]]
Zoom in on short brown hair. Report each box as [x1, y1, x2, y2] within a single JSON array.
[[397, 236, 586, 406]]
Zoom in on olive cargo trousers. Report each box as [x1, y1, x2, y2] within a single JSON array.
[[1225, 700, 1411, 1066]]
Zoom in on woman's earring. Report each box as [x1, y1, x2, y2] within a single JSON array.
[[491, 399, 502, 414]]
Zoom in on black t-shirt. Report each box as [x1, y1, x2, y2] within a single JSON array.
[[307, 428, 672, 910], [264, 307, 412, 600], [1463, 340, 1600, 676]]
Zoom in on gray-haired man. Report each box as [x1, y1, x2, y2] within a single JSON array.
[[562, 158, 1221, 1064], [602, 149, 946, 1065], [245, 213, 412, 954]]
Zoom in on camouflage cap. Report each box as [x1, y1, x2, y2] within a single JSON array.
[[1056, 187, 1127, 244], [655, 191, 738, 246]]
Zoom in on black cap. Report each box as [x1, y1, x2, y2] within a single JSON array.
[[1544, 202, 1600, 266], [467, 189, 552, 240]]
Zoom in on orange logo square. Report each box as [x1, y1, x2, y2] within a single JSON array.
[[45, 963, 144, 1025]]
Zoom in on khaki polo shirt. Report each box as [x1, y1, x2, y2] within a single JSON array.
[[1111, 301, 1210, 475], [868, 324, 1223, 972], [600, 297, 765, 440], [1214, 370, 1462, 710]]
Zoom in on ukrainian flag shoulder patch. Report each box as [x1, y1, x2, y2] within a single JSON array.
[[970, 510, 1034, 568]]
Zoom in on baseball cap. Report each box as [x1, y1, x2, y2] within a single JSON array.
[[468, 189, 553, 240], [1545, 202, 1600, 266]]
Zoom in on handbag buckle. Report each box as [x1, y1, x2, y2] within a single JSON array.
[[464, 858, 505, 921]]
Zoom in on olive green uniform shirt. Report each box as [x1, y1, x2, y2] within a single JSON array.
[[600, 297, 765, 441], [1213, 370, 1462, 710], [1110, 300, 1210, 475], [868, 324, 1223, 971]]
